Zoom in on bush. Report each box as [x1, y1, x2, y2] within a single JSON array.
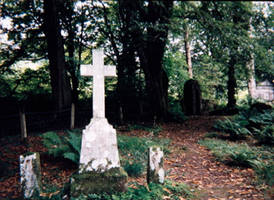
[[42, 130, 170, 177], [252, 125, 274, 145], [42, 130, 81, 164], [199, 138, 274, 186], [253, 162, 274, 186], [123, 161, 144, 177], [118, 135, 170, 176], [199, 139, 257, 167], [128, 124, 162, 136], [70, 180, 195, 200], [213, 118, 251, 140]]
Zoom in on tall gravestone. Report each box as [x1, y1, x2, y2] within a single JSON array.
[[70, 49, 127, 198], [147, 147, 165, 184], [20, 152, 42, 199], [183, 79, 201, 115]]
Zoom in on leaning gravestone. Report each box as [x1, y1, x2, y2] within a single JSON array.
[[70, 49, 127, 198], [183, 79, 201, 115], [147, 147, 165, 184], [20, 152, 42, 199]]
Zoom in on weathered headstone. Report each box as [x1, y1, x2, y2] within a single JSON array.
[[147, 147, 165, 184], [70, 49, 127, 197], [20, 152, 42, 199], [183, 79, 201, 115]]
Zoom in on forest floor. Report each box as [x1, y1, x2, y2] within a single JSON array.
[[0, 116, 272, 199]]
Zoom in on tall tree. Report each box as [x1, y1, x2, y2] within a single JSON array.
[[246, 18, 257, 99], [43, 0, 72, 111], [197, 2, 252, 109], [92, 0, 173, 121], [184, 23, 193, 79], [135, 0, 173, 120]]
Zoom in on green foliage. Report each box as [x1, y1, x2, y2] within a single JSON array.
[[41, 130, 81, 164], [118, 134, 170, 176], [248, 110, 274, 127], [70, 180, 195, 200], [253, 162, 274, 186], [123, 161, 143, 177], [168, 99, 187, 122], [128, 124, 162, 136], [42, 129, 169, 176], [0, 66, 50, 101], [42, 131, 69, 158], [213, 118, 251, 139], [163, 50, 189, 99], [253, 125, 274, 145], [239, 108, 274, 145], [204, 132, 220, 138], [199, 138, 274, 185], [199, 139, 257, 167]]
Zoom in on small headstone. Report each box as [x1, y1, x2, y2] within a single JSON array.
[[183, 79, 201, 115], [147, 146, 165, 184], [20, 152, 42, 199], [70, 49, 127, 198]]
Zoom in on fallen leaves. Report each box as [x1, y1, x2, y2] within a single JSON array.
[[0, 116, 267, 199]]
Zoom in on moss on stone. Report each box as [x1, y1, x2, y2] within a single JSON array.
[[70, 167, 128, 198]]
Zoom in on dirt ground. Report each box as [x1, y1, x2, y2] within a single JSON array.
[[0, 116, 272, 199]]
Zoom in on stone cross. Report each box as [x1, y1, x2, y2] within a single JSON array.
[[80, 49, 116, 119], [71, 49, 127, 197]]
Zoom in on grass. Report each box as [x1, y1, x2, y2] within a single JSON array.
[[199, 138, 274, 186], [41, 128, 170, 178], [118, 134, 170, 177], [40, 127, 197, 200], [70, 180, 195, 200], [127, 124, 162, 136]]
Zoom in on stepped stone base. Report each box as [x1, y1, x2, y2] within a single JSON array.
[[70, 167, 128, 198]]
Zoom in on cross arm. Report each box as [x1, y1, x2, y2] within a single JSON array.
[[104, 65, 117, 77]]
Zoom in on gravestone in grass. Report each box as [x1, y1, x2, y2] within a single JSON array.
[[147, 147, 165, 184], [20, 152, 42, 199], [70, 49, 127, 198]]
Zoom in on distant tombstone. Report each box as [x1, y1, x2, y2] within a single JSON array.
[[255, 80, 274, 102], [70, 49, 127, 198], [183, 79, 201, 115], [147, 147, 165, 184], [20, 152, 42, 199]]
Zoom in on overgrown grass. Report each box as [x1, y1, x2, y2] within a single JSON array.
[[40, 129, 196, 199], [128, 124, 162, 136], [118, 135, 170, 177], [213, 108, 273, 144], [70, 180, 195, 200], [199, 138, 274, 186], [199, 139, 257, 167], [41, 129, 170, 177], [41, 129, 81, 164]]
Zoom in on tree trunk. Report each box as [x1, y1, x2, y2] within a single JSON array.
[[247, 54, 257, 98], [138, 0, 173, 121], [184, 24, 193, 79], [227, 56, 237, 109], [246, 18, 257, 99], [43, 0, 72, 111], [66, 1, 79, 104]]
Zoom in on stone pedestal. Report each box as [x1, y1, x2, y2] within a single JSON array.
[[70, 167, 127, 198], [70, 118, 127, 197], [147, 147, 165, 184], [79, 118, 120, 172], [20, 152, 42, 199]]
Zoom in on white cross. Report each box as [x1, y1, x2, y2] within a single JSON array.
[[80, 49, 116, 119]]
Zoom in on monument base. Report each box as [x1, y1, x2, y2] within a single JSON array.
[[70, 167, 128, 198]]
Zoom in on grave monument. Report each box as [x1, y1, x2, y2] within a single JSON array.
[[20, 152, 42, 199], [70, 49, 127, 197]]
